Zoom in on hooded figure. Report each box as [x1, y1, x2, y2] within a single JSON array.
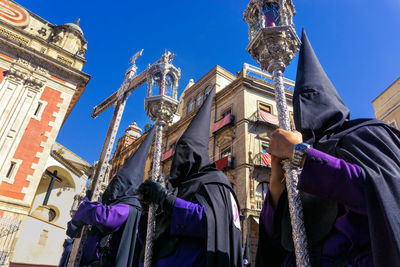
[[256, 30, 400, 267], [137, 90, 243, 266], [64, 126, 155, 267]]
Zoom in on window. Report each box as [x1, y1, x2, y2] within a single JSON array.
[[187, 101, 193, 113], [6, 162, 16, 179], [195, 94, 202, 107], [48, 208, 57, 222], [32, 100, 47, 121], [256, 182, 268, 209], [34, 102, 42, 116], [258, 102, 272, 113], [221, 108, 231, 119], [220, 146, 231, 159], [204, 86, 212, 99], [261, 143, 269, 153]]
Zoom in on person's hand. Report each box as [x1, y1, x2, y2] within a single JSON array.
[[66, 219, 85, 238], [267, 129, 303, 160], [269, 155, 286, 208], [137, 179, 168, 205], [137, 179, 177, 213]]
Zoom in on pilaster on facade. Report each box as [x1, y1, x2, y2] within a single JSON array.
[[0, 1, 91, 265]]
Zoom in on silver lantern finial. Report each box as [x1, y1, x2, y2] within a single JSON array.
[[244, 1, 310, 266], [143, 50, 180, 267]]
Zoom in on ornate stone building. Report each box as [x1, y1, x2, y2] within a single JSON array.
[[0, 1, 90, 265], [110, 63, 294, 265], [372, 77, 400, 129]]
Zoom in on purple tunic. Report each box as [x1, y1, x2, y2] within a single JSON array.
[[71, 201, 130, 264], [139, 198, 207, 267], [261, 148, 373, 266]]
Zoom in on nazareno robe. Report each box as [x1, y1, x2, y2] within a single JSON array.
[[140, 165, 243, 267], [139, 88, 243, 266], [65, 127, 155, 267], [257, 147, 373, 266], [256, 29, 400, 266]]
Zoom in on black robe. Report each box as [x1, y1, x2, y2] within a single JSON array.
[[148, 89, 243, 266], [257, 29, 400, 266], [150, 165, 243, 267]]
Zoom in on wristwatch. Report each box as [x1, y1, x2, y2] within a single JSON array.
[[292, 142, 311, 168]]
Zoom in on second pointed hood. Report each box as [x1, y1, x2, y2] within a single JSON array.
[[169, 89, 214, 188], [102, 126, 155, 206], [293, 29, 350, 144]]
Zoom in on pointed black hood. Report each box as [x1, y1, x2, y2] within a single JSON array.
[[102, 126, 155, 206], [169, 89, 214, 188], [293, 29, 350, 144]]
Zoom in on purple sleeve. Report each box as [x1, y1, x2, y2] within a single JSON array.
[[72, 201, 130, 234], [170, 198, 207, 238], [260, 190, 286, 242], [260, 191, 277, 238], [298, 148, 366, 213]]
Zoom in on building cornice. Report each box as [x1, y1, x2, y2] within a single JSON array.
[[183, 65, 236, 97], [0, 35, 91, 123], [50, 150, 85, 177]]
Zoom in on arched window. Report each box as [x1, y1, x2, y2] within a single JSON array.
[[195, 94, 202, 107], [255, 182, 268, 209], [204, 86, 212, 99], [187, 100, 193, 113]]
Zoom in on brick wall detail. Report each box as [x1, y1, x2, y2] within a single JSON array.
[[0, 87, 63, 199]]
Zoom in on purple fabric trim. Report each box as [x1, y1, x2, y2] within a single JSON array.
[[73, 201, 130, 234], [170, 198, 207, 238], [299, 148, 366, 213], [260, 190, 278, 238]]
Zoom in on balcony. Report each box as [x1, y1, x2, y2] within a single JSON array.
[[252, 152, 271, 183], [257, 110, 279, 126], [213, 114, 235, 134], [215, 155, 234, 171], [161, 147, 174, 162], [253, 152, 272, 168]]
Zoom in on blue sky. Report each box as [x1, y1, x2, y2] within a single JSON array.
[[17, 0, 400, 164]]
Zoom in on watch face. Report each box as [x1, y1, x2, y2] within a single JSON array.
[[294, 143, 309, 152], [295, 144, 306, 151]]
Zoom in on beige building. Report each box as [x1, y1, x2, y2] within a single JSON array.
[[11, 143, 91, 266], [110, 63, 294, 265], [372, 77, 400, 129], [0, 1, 90, 265]]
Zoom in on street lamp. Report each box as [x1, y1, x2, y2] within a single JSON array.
[[244, 1, 310, 266], [143, 50, 180, 267]]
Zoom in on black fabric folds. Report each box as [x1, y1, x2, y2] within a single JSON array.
[[317, 119, 400, 267], [293, 29, 349, 144], [178, 167, 243, 266], [168, 89, 213, 188], [257, 29, 400, 266], [151, 89, 243, 266], [100, 126, 155, 266], [114, 205, 141, 267], [243, 235, 252, 266], [102, 126, 155, 207]]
